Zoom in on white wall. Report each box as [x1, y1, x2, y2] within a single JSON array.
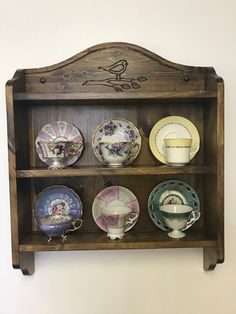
[[0, 1, 235, 313]]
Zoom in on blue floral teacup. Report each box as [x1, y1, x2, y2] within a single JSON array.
[[36, 214, 83, 242]]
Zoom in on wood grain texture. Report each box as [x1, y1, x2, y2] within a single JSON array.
[[16, 165, 216, 178], [6, 73, 23, 269], [19, 230, 217, 252], [6, 43, 224, 274], [12, 252, 35, 276], [23, 42, 207, 94], [14, 91, 217, 100]]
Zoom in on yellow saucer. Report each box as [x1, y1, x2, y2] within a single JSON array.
[[149, 116, 200, 164]]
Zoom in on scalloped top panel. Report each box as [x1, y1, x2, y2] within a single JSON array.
[[25, 43, 206, 94]]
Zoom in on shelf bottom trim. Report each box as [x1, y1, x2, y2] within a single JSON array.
[[19, 231, 217, 252]]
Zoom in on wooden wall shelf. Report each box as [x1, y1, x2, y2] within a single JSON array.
[[6, 42, 224, 275]]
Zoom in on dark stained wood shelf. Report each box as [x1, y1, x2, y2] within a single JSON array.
[[14, 90, 217, 101], [16, 164, 216, 178], [19, 230, 217, 252], [6, 42, 224, 274]]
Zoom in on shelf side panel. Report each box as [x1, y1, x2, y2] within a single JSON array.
[[6, 81, 20, 268], [216, 81, 224, 264]]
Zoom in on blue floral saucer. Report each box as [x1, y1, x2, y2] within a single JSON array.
[[34, 185, 83, 239]]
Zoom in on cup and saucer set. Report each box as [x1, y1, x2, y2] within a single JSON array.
[[149, 115, 200, 167], [34, 116, 200, 241]]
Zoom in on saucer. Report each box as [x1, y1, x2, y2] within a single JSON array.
[[149, 116, 200, 164], [148, 180, 200, 231], [36, 121, 84, 167], [92, 185, 140, 232], [34, 185, 83, 223], [92, 118, 141, 165]]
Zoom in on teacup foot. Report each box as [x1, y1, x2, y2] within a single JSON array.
[[107, 232, 124, 240], [167, 230, 186, 239], [108, 163, 123, 167], [61, 234, 68, 241], [168, 163, 187, 167], [48, 165, 65, 169]]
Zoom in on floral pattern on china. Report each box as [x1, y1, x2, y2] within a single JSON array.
[[49, 198, 70, 216], [35, 185, 83, 220], [92, 118, 141, 165], [103, 143, 129, 156]]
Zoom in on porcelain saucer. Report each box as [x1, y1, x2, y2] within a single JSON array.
[[34, 185, 83, 221], [92, 185, 140, 232], [148, 180, 200, 231], [149, 116, 200, 164], [36, 120, 84, 167], [92, 118, 141, 165]]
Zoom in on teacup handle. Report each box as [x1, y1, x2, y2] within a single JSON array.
[[126, 143, 140, 161], [186, 211, 200, 229], [126, 212, 138, 225], [61, 218, 83, 240], [69, 142, 83, 156]]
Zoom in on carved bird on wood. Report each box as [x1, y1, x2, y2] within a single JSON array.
[[98, 60, 128, 80]]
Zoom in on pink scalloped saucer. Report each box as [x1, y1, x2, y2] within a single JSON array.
[[92, 185, 140, 232], [36, 121, 83, 167]]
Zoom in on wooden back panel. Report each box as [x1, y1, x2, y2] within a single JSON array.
[[24, 42, 207, 94]]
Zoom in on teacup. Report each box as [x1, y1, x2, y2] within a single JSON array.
[[160, 204, 200, 239], [36, 214, 83, 242], [37, 141, 83, 169], [99, 141, 139, 167], [164, 138, 192, 166], [101, 205, 137, 240]]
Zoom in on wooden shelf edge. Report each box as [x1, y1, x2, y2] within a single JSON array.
[[16, 165, 216, 178], [14, 91, 217, 101], [19, 231, 217, 252]]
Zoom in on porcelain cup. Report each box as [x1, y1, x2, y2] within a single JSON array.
[[99, 141, 139, 166], [37, 141, 83, 169], [164, 138, 192, 166], [101, 205, 137, 240], [160, 204, 200, 239], [36, 214, 83, 242]]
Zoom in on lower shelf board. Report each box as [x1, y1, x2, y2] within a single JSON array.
[[19, 230, 217, 252]]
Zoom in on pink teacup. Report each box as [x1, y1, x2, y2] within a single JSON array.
[[37, 141, 82, 169], [101, 205, 137, 240]]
